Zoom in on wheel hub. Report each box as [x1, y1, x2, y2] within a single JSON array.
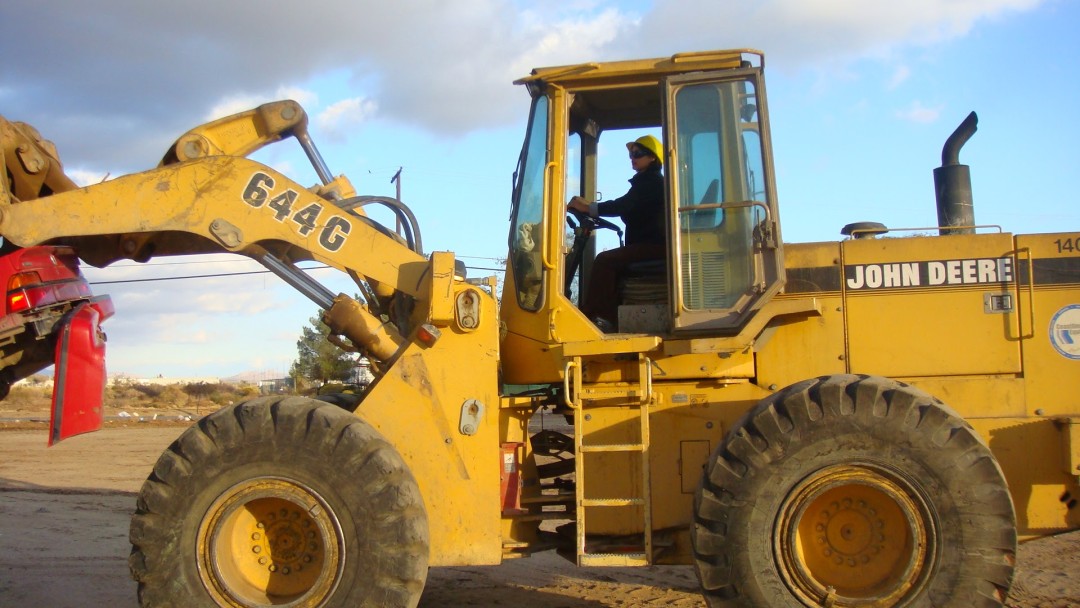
[[198, 477, 343, 607], [776, 464, 935, 607]]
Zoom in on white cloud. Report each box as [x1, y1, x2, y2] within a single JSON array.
[[205, 96, 267, 123], [205, 86, 320, 122], [641, 0, 1045, 65], [158, 322, 211, 344], [277, 86, 319, 109], [315, 97, 378, 141], [887, 65, 912, 89], [895, 100, 944, 124], [0, 0, 1047, 172], [66, 168, 111, 187], [267, 159, 296, 177], [193, 290, 276, 315]]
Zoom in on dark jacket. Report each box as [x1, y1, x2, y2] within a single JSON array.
[[595, 165, 665, 246]]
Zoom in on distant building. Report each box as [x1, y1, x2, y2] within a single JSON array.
[[355, 360, 374, 386], [257, 377, 293, 394], [110, 375, 221, 387]]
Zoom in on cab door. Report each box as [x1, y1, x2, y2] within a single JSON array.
[[662, 67, 784, 332]]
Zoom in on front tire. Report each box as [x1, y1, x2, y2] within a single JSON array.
[[129, 396, 428, 607], [692, 375, 1016, 607]]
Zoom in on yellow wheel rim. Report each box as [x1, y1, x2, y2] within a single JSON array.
[[197, 477, 343, 607], [776, 464, 935, 607]]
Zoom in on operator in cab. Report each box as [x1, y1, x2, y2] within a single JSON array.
[[567, 135, 665, 332]]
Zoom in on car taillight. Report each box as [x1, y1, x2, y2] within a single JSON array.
[[8, 291, 30, 313], [8, 271, 43, 291], [7, 271, 43, 313]]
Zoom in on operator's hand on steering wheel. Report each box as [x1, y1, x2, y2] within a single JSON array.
[[567, 196, 590, 214], [566, 197, 622, 234]]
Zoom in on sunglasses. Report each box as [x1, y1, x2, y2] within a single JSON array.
[[629, 149, 651, 160]]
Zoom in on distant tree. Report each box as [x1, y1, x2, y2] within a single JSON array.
[[291, 312, 357, 390], [181, 382, 213, 401]]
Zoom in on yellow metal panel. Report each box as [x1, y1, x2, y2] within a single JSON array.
[[783, 241, 842, 279], [1061, 418, 1080, 477], [353, 292, 503, 566], [427, 251, 457, 324], [904, 375, 1026, 419], [649, 383, 764, 533], [969, 417, 1080, 537], [750, 240, 848, 388], [584, 349, 756, 384], [843, 233, 1021, 378], [560, 335, 661, 357], [1014, 233, 1080, 417], [680, 440, 711, 493], [846, 289, 1019, 375], [756, 296, 847, 389]]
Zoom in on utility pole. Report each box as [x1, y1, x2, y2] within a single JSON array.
[[391, 167, 403, 234]]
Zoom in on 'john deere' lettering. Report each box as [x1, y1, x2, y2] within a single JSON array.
[[845, 257, 1013, 290]]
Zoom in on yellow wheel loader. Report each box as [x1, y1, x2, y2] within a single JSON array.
[[2, 49, 1078, 607]]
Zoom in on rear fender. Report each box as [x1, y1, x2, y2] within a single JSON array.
[[48, 296, 112, 446]]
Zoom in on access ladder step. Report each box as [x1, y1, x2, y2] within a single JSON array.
[[578, 552, 649, 567], [520, 492, 576, 506], [579, 443, 645, 453], [580, 497, 645, 507], [579, 387, 646, 401]]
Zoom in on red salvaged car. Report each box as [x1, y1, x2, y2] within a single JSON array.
[[0, 244, 113, 443]]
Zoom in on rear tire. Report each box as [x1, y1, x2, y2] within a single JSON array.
[[692, 374, 1015, 607], [129, 396, 428, 607]]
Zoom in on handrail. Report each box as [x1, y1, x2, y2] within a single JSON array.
[[1017, 247, 1036, 340], [847, 224, 1005, 237], [639, 356, 653, 405], [679, 199, 771, 223], [542, 161, 558, 270], [562, 358, 579, 409]]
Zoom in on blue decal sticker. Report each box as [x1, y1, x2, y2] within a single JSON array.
[[1049, 304, 1080, 360]]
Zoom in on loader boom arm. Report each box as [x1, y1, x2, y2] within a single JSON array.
[[0, 102, 451, 368]]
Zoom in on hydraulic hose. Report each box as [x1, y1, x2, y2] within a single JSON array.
[[337, 195, 424, 256]]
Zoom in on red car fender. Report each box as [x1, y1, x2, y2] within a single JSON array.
[[48, 296, 111, 446]]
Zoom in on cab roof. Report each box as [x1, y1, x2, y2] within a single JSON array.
[[515, 49, 760, 88], [515, 49, 762, 133]]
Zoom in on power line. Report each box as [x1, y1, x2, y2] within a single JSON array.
[[90, 269, 278, 285], [102, 254, 506, 268], [88, 264, 503, 286]]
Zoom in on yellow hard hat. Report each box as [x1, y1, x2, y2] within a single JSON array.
[[626, 135, 662, 165]]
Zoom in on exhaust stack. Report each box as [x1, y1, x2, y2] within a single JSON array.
[[934, 111, 978, 235]]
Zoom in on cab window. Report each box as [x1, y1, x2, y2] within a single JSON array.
[[509, 95, 549, 311]]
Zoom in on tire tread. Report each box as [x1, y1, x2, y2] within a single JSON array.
[[692, 374, 1016, 607]]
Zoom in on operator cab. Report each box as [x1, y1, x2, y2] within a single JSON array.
[[503, 51, 785, 365]]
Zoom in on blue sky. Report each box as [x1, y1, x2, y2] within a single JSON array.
[[1, 0, 1077, 378]]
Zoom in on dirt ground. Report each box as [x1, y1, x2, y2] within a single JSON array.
[[1, 420, 1078, 607]]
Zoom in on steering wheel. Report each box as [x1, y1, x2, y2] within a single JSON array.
[[564, 207, 623, 297], [567, 207, 622, 234]]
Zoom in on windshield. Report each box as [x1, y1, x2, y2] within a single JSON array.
[[508, 95, 550, 311]]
